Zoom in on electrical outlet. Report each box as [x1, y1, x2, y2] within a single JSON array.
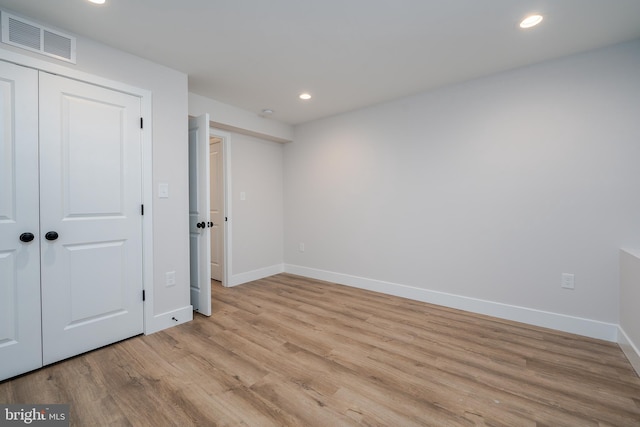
[[166, 271, 176, 287], [561, 273, 575, 290], [298, 242, 305, 252]]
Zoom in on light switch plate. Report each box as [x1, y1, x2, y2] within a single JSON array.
[[165, 271, 176, 287], [158, 183, 169, 198]]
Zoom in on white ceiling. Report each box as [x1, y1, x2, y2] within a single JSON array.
[[1, 0, 639, 125]]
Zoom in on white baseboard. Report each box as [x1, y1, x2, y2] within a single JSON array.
[[618, 326, 640, 376], [284, 264, 618, 342], [144, 305, 193, 335], [228, 264, 285, 287]]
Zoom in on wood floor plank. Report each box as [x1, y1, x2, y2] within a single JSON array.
[[1, 272, 639, 426]]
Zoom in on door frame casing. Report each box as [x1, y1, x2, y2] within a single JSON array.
[[0, 49, 154, 334]]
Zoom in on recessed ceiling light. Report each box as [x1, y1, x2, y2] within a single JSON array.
[[88, 0, 106, 4], [520, 14, 543, 29], [299, 93, 312, 100]]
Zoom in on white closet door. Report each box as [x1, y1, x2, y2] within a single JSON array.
[[0, 61, 41, 381], [39, 72, 144, 365]]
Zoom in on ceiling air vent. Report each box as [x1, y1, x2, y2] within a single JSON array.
[[1, 12, 76, 63]]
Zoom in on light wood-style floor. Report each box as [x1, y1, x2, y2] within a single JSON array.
[[2, 273, 639, 426]]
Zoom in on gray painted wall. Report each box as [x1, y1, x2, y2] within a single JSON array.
[[285, 40, 640, 326]]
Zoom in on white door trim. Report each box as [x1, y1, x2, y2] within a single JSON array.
[[0, 48, 154, 334], [209, 128, 232, 287]]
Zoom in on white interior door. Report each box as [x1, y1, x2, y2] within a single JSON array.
[[39, 72, 144, 365], [189, 114, 212, 316], [210, 139, 224, 281], [0, 61, 42, 381]]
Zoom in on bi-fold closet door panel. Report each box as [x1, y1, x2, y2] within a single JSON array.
[[0, 61, 42, 381], [0, 61, 144, 381], [39, 72, 144, 365]]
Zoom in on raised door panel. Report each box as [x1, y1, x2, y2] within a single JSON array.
[[0, 61, 41, 381], [39, 72, 144, 365]]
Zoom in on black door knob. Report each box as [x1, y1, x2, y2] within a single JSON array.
[[19, 232, 35, 243], [196, 222, 205, 229], [45, 231, 59, 241]]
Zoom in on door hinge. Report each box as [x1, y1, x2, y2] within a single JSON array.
[[141, 204, 144, 215], [140, 117, 143, 129], [142, 290, 146, 301]]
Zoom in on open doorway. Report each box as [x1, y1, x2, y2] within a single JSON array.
[[209, 135, 223, 283], [189, 116, 232, 317], [209, 129, 231, 288]]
